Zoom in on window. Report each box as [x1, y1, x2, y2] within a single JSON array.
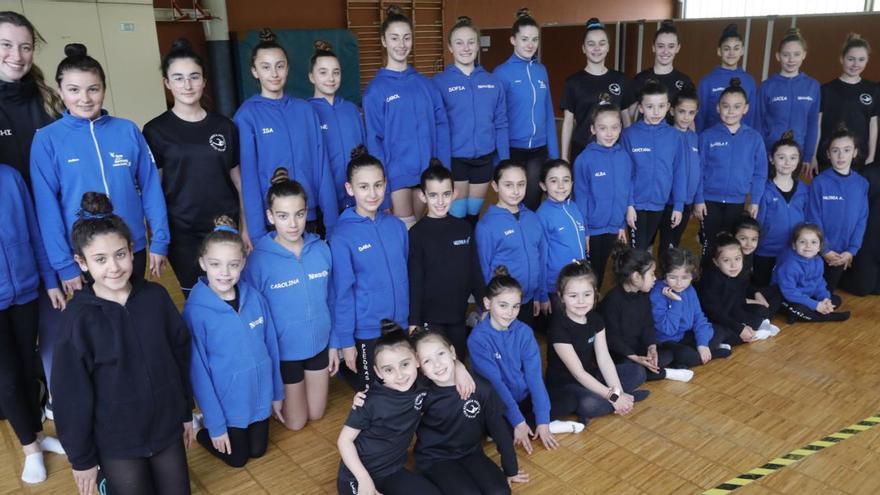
[[683, 0, 867, 18]]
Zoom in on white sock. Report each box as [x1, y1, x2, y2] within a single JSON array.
[[549, 420, 584, 434], [753, 329, 772, 340], [192, 412, 203, 432], [758, 319, 781, 336], [664, 368, 694, 382], [38, 436, 65, 455], [400, 216, 417, 230], [719, 343, 732, 351], [21, 452, 46, 484]]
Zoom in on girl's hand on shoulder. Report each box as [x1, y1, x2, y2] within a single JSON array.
[[533, 424, 559, 450], [626, 206, 638, 230], [328, 348, 340, 376], [697, 345, 712, 364], [454, 362, 476, 400], [211, 432, 232, 455], [662, 286, 682, 301], [148, 253, 166, 279], [352, 390, 367, 410], [72, 466, 98, 495], [47, 287, 67, 310], [61, 275, 84, 297], [342, 346, 357, 373], [804, 159, 818, 179], [508, 470, 530, 486], [272, 400, 285, 424], [513, 421, 534, 454]]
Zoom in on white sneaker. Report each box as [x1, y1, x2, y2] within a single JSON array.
[[664, 368, 694, 382]]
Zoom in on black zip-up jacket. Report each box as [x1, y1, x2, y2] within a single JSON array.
[[697, 264, 750, 332], [51, 281, 192, 470], [0, 76, 55, 185], [599, 285, 656, 358]]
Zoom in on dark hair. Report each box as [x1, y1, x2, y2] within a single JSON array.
[[493, 159, 527, 183], [638, 78, 669, 103], [199, 215, 245, 257], [161, 38, 204, 78], [485, 265, 522, 299], [512, 8, 538, 36], [449, 16, 479, 44], [410, 325, 454, 351], [374, 318, 415, 360], [555, 260, 598, 306], [0, 11, 62, 117], [584, 17, 606, 40], [419, 158, 453, 191], [671, 82, 698, 108], [591, 92, 622, 123], [654, 19, 679, 43], [791, 222, 823, 250], [733, 214, 761, 237], [842, 32, 871, 57], [769, 130, 803, 178], [611, 244, 655, 284], [346, 145, 385, 182], [309, 40, 337, 72], [250, 28, 288, 68], [267, 167, 307, 209], [71, 192, 132, 257], [778, 27, 806, 52], [660, 247, 698, 278], [382, 5, 413, 36], [827, 122, 858, 150], [55, 43, 106, 86], [712, 232, 743, 260], [718, 23, 743, 47], [539, 158, 572, 183], [720, 77, 748, 103]]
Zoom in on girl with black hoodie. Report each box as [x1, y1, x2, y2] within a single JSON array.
[[51, 193, 193, 495]]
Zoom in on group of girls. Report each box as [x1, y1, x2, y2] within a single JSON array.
[[1, 4, 879, 495]]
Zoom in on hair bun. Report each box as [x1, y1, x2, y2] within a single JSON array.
[[585, 17, 603, 29], [170, 38, 193, 52], [835, 122, 851, 133], [258, 28, 277, 43], [846, 32, 863, 42], [722, 23, 739, 36], [597, 92, 613, 105], [660, 19, 675, 29], [729, 77, 741, 88], [780, 129, 795, 141], [213, 215, 238, 230], [64, 43, 88, 58], [386, 4, 405, 16], [380, 318, 404, 335], [270, 167, 290, 185], [314, 39, 333, 52], [784, 27, 801, 37], [515, 7, 532, 20], [428, 157, 444, 168], [351, 144, 368, 160], [80, 191, 113, 216], [456, 15, 472, 24], [493, 265, 510, 277]]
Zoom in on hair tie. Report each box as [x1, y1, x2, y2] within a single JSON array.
[[214, 225, 239, 235], [77, 209, 110, 220], [586, 20, 604, 29]]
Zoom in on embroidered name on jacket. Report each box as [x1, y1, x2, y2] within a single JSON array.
[[503, 229, 515, 236], [357, 243, 372, 252], [249, 316, 264, 329], [308, 270, 329, 280], [797, 96, 814, 101], [822, 195, 844, 201], [477, 84, 496, 89], [772, 96, 787, 102], [452, 237, 470, 246], [0, 129, 11, 136], [271, 279, 300, 289], [262, 128, 274, 134], [110, 152, 131, 167], [595, 171, 607, 177], [709, 141, 729, 148], [631, 147, 652, 153], [448, 86, 466, 93], [386, 94, 400, 103]]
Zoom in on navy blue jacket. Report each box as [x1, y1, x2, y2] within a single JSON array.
[[573, 141, 633, 235], [772, 248, 830, 308], [754, 73, 821, 162], [699, 123, 768, 204], [696, 66, 757, 132], [805, 169, 869, 255], [493, 54, 559, 156], [476, 204, 547, 303], [622, 120, 687, 211], [330, 208, 408, 347], [536, 198, 587, 296], [756, 180, 808, 257], [308, 96, 365, 210], [433, 64, 509, 160]]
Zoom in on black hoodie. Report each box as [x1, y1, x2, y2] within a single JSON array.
[[0, 75, 55, 184], [51, 281, 192, 470]]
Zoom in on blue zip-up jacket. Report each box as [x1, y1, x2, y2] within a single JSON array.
[[243, 232, 333, 358], [363, 66, 451, 192], [699, 123, 768, 204], [0, 164, 57, 309], [30, 111, 169, 281], [467, 318, 551, 427], [493, 53, 559, 156], [573, 141, 633, 235], [771, 248, 830, 309], [622, 120, 687, 211], [696, 66, 757, 132], [308, 96, 365, 210], [330, 208, 408, 347], [183, 279, 284, 438], [679, 128, 704, 205], [754, 73, 821, 162], [756, 180, 808, 257], [805, 169, 869, 255], [536, 198, 586, 296], [433, 64, 509, 161], [476, 204, 547, 304], [650, 282, 714, 347], [234, 94, 338, 241]]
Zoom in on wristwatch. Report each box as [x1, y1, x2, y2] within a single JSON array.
[[608, 388, 620, 403]]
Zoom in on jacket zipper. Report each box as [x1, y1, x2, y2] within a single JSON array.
[[526, 61, 536, 149], [89, 119, 110, 197], [515, 215, 532, 301], [561, 202, 584, 255], [374, 220, 397, 323]]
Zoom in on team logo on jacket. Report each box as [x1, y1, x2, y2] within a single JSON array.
[[537, 80, 547, 89], [609, 83, 621, 96], [109, 152, 131, 167], [861, 93, 873, 105], [0, 129, 11, 136], [209, 134, 227, 152], [248, 316, 264, 329], [463, 399, 481, 418], [414, 392, 427, 411], [675, 80, 684, 90]]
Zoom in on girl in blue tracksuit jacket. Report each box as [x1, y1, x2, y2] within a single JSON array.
[[363, 6, 450, 228], [772, 224, 850, 322], [806, 127, 869, 293], [573, 101, 633, 289], [536, 159, 586, 309], [330, 149, 409, 391], [698, 79, 768, 258], [659, 84, 703, 259], [184, 219, 284, 468], [0, 164, 66, 484], [494, 8, 559, 211], [308, 41, 365, 212], [234, 31, 338, 241], [468, 267, 559, 454], [30, 44, 170, 294], [433, 16, 509, 224], [622, 80, 687, 251], [243, 169, 334, 432], [754, 28, 820, 167], [696, 24, 757, 132], [476, 160, 547, 329], [754, 131, 809, 287]]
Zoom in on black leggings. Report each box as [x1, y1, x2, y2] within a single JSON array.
[[516, 299, 535, 331], [656, 327, 736, 369], [166, 231, 206, 298], [823, 263, 846, 294], [700, 202, 745, 258], [630, 209, 664, 251], [549, 362, 646, 423], [509, 146, 548, 211], [840, 248, 880, 296], [341, 337, 378, 392], [425, 322, 468, 363], [0, 300, 42, 446], [196, 418, 269, 468], [782, 294, 847, 322], [751, 255, 777, 288], [100, 440, 190, 495], [338, 465, 440, 495], [421, 449, 510, 495], [588, 233, 619, 291], [658, 204, 693, 260]]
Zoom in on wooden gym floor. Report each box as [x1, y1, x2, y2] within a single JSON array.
[[2, 218, 880, 495]]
